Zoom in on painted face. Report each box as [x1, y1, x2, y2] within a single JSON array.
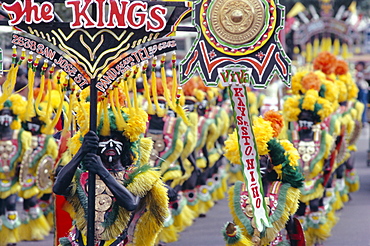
[[298, 110, 316, 141], [0, 109, 14, 127], [24, 116, 43, 135], [98, 137, 124, 165], [197, 100, 208, 116]]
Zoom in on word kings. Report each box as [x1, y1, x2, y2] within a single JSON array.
[[66, 0, 167, 30], [2, 0, 167, 31]]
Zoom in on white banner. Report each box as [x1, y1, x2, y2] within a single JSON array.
[[221, 68, 271, 232]]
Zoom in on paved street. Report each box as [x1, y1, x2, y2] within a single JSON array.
[[17, 125, 370, 246]]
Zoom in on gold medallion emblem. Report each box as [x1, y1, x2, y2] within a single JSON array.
[[36, 155, 54, 190], [210, 0, 265, 45], [95, 194, 113, 211]]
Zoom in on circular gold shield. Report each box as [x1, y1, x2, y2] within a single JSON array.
[[95, 194, 113, 211], [36, 155, 54, 190], [210, 0, 265, 45]]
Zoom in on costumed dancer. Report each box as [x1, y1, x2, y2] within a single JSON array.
[[141, 56, 188, 244], [192, 83, 217, 217], [283, 87, 335, 246], [17, 57, 60, 241], [288, 62, 343, 213], [53, 77, 169, 246], [0, 48, 32, 246], [52, 79, 76, 245], [180, 76, 203, 220], [333, 58, 362, 197], [208, 85, 231, 203], [222, 110, 305, 246]]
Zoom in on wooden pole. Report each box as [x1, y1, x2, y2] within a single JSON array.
[[87, 78, 97, 246]]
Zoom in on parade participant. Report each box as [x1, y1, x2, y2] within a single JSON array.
[[143, 56, 201, 244], [53, 83, 169, 246], [354, 61, 368, 125], [0, 94, 31, 246], [222, 110, 304, 246], [17, 60, 62, 241], [283, 88, 335, 246], [0, 59, 32, 246]]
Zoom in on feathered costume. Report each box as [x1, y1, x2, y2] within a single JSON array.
[[222, 111, 304, 246], [54, 75, 169, 246]]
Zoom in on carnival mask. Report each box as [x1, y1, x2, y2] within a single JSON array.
[[197, 100, 208, 116], [298, 110, 317, 141], [24, 116, 44, 135], [0, 109, 14, 127]]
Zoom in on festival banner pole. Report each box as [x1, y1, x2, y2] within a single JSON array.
[[88, 77, 97, 246], [179, 0, 292, 235]]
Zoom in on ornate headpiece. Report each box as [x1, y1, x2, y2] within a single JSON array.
[[283, 89, 334, 123]]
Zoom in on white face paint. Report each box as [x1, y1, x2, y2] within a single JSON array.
[[98, 139, 124, 163], [27, 122, 41, 132], [298, 120, 314, 130], [0, 114, 13, 126]]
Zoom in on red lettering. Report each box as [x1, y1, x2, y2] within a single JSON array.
[[106, 68, 118, 80], [233, 87, 244, 97], [244, 146, 252, 155], [66, 0, 96, 28], [99, 77, 111, 89], [146, 6, 167, 31], [245, 159, 255, 170], [106, 0, 129, 28], [242, 135, 251, 145], [237, 97, 245, 107], [251, 186, 260, 199], [241, 126, 248, 136], [250, 170, 256, 182], [235, 70, 248, 83], [95, 0, 106, 27], [238, 105, 246, 116], [127, 2, 147, 29], [236, 116, 243, 125], [3, 0, 54, 25], [256, 197, 261, 208]]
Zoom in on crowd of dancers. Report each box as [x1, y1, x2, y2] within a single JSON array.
[[0, 48, 365, 246]]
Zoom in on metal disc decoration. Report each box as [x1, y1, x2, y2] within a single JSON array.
[[210, 0, 265, 45], [36, 155, 54, 191], [179, 0, 291, 88]]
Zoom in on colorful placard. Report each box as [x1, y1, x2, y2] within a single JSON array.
[[2, 0, 192, 91], [179, 0, 291, 89]]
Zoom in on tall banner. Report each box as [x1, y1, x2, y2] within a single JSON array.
[[178, 0, 292, 232]]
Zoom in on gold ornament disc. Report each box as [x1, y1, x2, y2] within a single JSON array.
[[95, 194, 113, 211], [36, 155, 54, 190], [210, 0, 265, 45]]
